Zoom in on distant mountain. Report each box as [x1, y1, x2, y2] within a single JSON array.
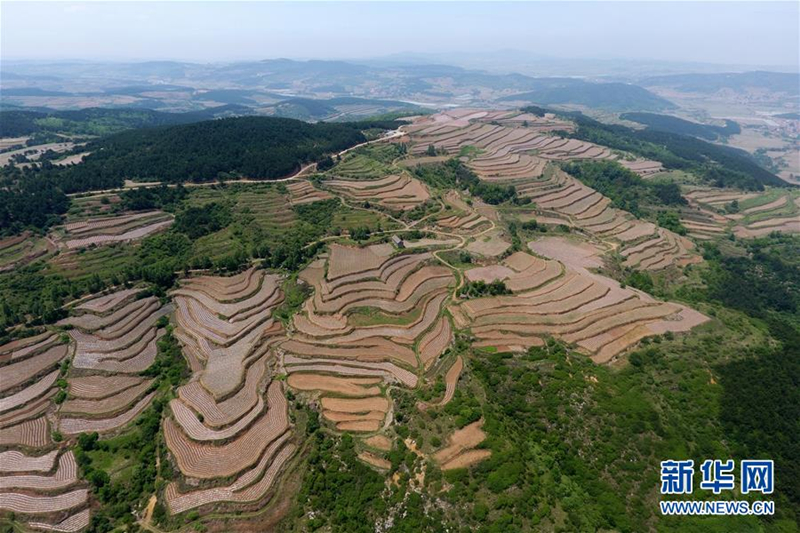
[[498, 82, 676, 112], [620, 112, 741, 140], [2, 58, 678, 112], [640, 71, 800, 96], [1, 87, 74, 97]]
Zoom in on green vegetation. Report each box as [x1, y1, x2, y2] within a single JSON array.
[[656, 210, 688, 235], [694, 235, 799, 511], [118, 184, 188, 212], [55, 117, 393, 186], [501, 82, 676, 112], [621, 112, 740, 141], [173, 202, 233, 240], [294, 433, 386, 532], [536, 108, 787, 190], [0, 116, 399, 236], [413, 159, 516, 205], [0, 173, 69, 235], [0, 105, 252, 138], [330, 143, 404, 178], [562, 160, 685, 218], [458, 280, 512, 298]]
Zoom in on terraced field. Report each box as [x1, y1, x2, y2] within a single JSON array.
[[681, 188, 800, 239], [331, 151, 393, 178], [453, 241, 708, 363], [404, 110, 660, 182], [325, 173, 430, 211], [53, 211, 174, 250], [57, 289, 171, 435], [681, 188, 800, 240], [66, 194, 121, 220], [511, 166, 699, 270], [45, 243, 137, 284], [51, 210, 174, 250], [0, 232, 55, 272], [164, 267, 295, 514], [477, 110, 575, 133], [0, 332, 90, 530], [0, 106, 762, 529], [405, 112, 696, 271], [282, 242, 456, 464], [286, 180, 332, 205], [435, 190, 491, 233]]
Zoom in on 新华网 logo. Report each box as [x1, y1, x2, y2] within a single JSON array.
[[659, 459, 775, 516]]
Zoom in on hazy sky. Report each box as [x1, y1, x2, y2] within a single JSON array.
[[2, 1, 798, 68]]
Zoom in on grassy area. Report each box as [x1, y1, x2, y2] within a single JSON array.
[[46, 243, 138, 283], [330, 145, 402, 179], [348, 304, 423, 327], [459, 145, 483, 159]]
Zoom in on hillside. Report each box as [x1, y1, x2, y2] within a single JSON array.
[[555, 109, 788, 189], [0, 116, 399, 235], [499, 82, 676, 112], [620, 112, 741, 140]]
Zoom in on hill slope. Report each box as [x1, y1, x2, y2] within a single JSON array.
[[55, 116, 396, 185], [499, 82, 675, 112], [620, 112, 741, 140]]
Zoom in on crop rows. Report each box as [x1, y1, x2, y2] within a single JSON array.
[[325, 173, 430, 211], [282, 243, 455, 445], [435, 190, 490, 233], [57, 289, 171, 437], [286, 179, 332, 205], [55, 210, 174, 250], [454, 247, 708, 363], [681, 188, 800, 240], [0, 231, 54, 272], [163, 268, 294, 515]]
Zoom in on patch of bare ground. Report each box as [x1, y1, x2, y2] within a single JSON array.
[[363, 435, 392, 451], [358, 451, 391, 470], [433, 419, 491, 470]]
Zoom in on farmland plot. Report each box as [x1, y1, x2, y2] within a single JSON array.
[[52, 210, 174, 250], [57, 290, 171, 435], [681, 188, 800, 240], [454, 243, 708, 363], [283, 243, 457, 459], [403, 111, 648, 178], [164, 268, 295, 515], [433, 419, 491, 470], [405, 113, 696, 271], [435, 190, 491, 233], [325, 173, 430, 211], [286, 179, 332, 205], [0, 232, 55, 272], [0, 333, 90, 530], [524, 167, 700, 271]]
